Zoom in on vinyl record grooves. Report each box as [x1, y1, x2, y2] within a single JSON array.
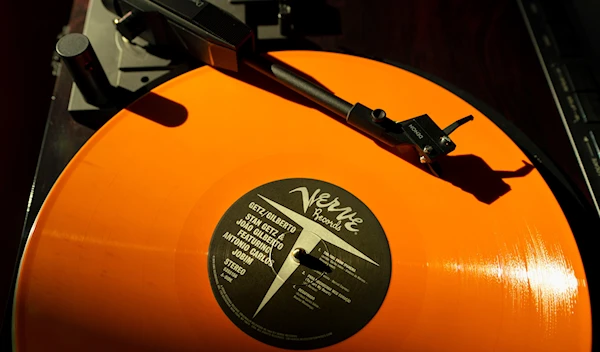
[[12, 51, 592, 351]]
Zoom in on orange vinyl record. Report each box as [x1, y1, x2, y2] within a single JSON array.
[[11, 51, 592, 351]]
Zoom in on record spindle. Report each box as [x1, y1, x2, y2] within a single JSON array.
[[56, 33, 114, 108]]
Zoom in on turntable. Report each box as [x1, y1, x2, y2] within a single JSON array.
[[3, 1, 597, 351]]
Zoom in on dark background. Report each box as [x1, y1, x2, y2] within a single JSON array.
[[0, 0, 583, 335], [1, 0, 73, 317]]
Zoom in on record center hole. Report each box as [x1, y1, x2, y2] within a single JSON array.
[[140, 76, 149, 83]]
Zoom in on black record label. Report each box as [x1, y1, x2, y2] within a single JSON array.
[[207, 178, 392, 350]]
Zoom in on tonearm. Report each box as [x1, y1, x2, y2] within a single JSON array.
[[68, 0, 473, 166]]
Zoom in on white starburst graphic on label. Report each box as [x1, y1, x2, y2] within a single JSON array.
[[253, 194, 379, 318]]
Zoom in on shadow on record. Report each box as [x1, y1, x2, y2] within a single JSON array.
[[378, 143, 534, 204], [125, 91, 188, 128], [73, 89, 189, 130], [298, 254, 333, 274], [435, 155, 535, 204]]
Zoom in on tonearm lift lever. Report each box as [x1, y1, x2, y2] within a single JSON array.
[[102, 0, 473, 167]]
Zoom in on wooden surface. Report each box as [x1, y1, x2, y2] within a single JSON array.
[[0, 0, 587, 344]]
